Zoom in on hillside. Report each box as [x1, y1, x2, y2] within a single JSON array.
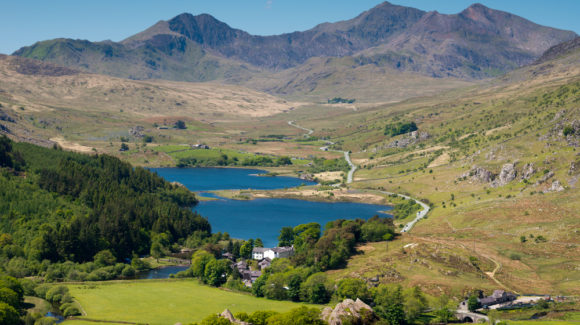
[[302, 45, 580, 295], [0, 54, 302, 160], [12, 2, 576, 101], [0, 136, 209, 264]]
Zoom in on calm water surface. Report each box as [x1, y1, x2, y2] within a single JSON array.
[[136, 265, 190, 279], [151, 167, 315, 191], [152, 168, 392, 247]]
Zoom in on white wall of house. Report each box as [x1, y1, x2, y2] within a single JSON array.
[[263, 249, 276, 260]]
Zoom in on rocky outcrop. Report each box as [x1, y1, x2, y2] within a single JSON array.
[[299, 173, 315, 181], [386, 131, 430, 149], [129, 126, 145, 138], [544, 180, 565, 193], [570, 161, 578, 175], [491, 162, 517, 187], [521, 163, 536, 180], [321, 298, 376, 325], [218, 309, 249, 325], [465, 166, 495, 183], [536, 171, 555, 185]]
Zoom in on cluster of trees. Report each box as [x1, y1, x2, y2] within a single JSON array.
[[283, 217, 396, 270], [1, 243, 151, 282], [251, 217, 396, 304], [192, 306, 324, 325], [181, 217, 396, 305], [177, 154, 292, 168], [327, 97, 356, 104], [390, 197, 422, 220], [0, 275, 23, 325], [0, 136, 210, 280], [0, 273, 91, 324], [194, 284, 450, 325], [384, 122, 418, 137], [0, 136, 24, 171]]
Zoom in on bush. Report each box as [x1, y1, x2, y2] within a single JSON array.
[[34, 317, 57, 325], [264, 273, 287, 300], [336, 278, 371, 303], [509, 253, 521, 260], [93, 250, 116, 267], [361, 216, 395, 242], [0, 301, 19, 325], [121, 265, 136, 277], [266, 307, 325, 325], [34, 284, 52, 300], [301, 279, 330, 304], [131, 256, 151, 272], [468, 295, 480, 312], [563, 126, 575, 136], [62, 306, 81, 317], [0, 288, 19, 308], [45, 286, 69, 304], [385, 121, 418, 137]]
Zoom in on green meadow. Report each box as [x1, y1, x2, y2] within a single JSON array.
[[64, 279, 321, 325]]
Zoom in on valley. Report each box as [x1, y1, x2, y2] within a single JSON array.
[[0, 2, 579, 325]]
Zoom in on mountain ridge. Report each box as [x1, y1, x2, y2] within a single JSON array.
[[12, 2, 577, 96]]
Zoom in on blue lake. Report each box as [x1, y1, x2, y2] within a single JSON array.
[[151, 167, 316, 191], [152, 168, 392, 247]]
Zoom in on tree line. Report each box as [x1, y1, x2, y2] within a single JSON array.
[[0, 136, 210, 279]]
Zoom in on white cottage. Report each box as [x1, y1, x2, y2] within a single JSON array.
[[252, 246, 294, 260]]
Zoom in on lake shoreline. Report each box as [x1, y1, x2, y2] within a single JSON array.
[[209, 187, 392, 206]]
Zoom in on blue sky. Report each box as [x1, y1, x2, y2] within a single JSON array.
[[1, 0, 578, 55]]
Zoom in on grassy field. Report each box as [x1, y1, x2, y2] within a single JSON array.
[[64, 279, 321, 325]]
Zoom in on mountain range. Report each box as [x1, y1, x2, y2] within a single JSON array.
[[12, 2, 576, 101]]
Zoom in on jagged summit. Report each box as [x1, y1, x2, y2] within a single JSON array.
[[13, 2, 577, 84]]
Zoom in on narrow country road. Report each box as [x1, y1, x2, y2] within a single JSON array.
[[343, 150, 356, 184], [379, 191, 430, 233], [287, 120, 356, 184], [287, 121, 427, 229], [287, 120, 313, 136]]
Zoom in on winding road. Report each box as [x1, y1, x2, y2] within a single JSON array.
[[287, 120, 314, 136], [288, 120, 356, 184], [379, 191, 430, 233], [287, 120, 429, 231]]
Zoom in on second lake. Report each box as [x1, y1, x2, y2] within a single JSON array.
[[151, 168, 392, 247]]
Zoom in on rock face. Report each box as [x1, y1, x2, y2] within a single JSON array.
[[321, 298, 376, 325], [521, 163, 536, 180], [491, 163, 517, 187], [469, 166, 495, 183], [536, 171, 555, 185], [387, 131, 430, 148], [544, 180, 565, 193], [129, 126, 144, 138], [570, 161, 578, 175], [218, 309, 250, 325]]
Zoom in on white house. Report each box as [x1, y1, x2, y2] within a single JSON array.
[[252, 246, 294, 260]]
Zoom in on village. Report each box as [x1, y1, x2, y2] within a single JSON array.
[[223, 246, 295, 287]]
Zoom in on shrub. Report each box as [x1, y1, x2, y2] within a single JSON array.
[[0, 302, 20, 325], [0, 288, 19, 309], [45, 286, 69, 304], [121, 265, 136, 277], [62, 306, 81, 317], [336, 278, 371, 303], [385, 121, 418, 137], [509, 253, 521, 260]]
